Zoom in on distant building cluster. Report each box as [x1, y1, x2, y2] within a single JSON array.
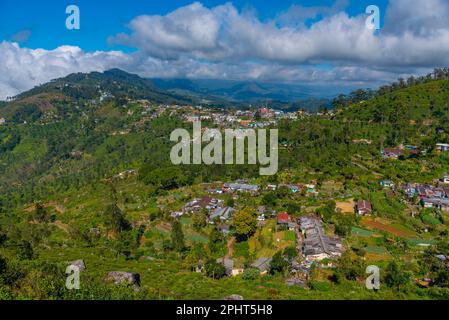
[[402, 181, 449, 212], [182, 196, 223, 214]]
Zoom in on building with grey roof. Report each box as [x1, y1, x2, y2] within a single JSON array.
[[209, 207, 236, 223], [251, 257, 272, 274], [300, 216, 343, 261]]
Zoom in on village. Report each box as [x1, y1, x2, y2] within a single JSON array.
[[149, 163, 449, 288]]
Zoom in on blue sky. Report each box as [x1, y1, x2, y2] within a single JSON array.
[[0, 0, 388, 51], [0, 0, 447, 100]]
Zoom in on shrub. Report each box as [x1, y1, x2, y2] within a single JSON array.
[[242, 268, 260, 280]]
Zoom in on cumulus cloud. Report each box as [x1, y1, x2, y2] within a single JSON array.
[[0, 41, 130, 99], [110, 1, 449, 67], [384, 0, 449, 36], [1, 0, 449, 100]]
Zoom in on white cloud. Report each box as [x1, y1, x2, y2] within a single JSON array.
[[1, 1, 449, 100], [110, 1, 449, 67], [0, 41, 130, 99]]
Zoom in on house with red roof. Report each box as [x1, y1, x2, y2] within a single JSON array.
[[276, 212, 297, 230], [276, 212, 290, 224], [356, 200, 372, 216], [382, 148, 404, 159]]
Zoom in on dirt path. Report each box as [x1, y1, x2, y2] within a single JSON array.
[[296, 229, 303, 257], [52, 221, 73, 234], [225, 237, 235, 259]]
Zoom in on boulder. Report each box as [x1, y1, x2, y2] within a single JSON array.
[[106, 271, 141, 288], [285, 278, 307, 287], [90, 228, 101, 236], [224, 294, 244, 300]]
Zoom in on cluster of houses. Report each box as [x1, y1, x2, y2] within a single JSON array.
[[266, 183, 316, 194], [300, 216, 343, 261], [178, 105, 309, 129], [205, 181, 319, 198], [382, 145, 419, 159], [402, 181, 449, 212], [382, 143, 449, 160], [172, 196, 237, 224], [364, 174, 449, 215], [222, 182, 260, 195], [205, 181, 261, 195]]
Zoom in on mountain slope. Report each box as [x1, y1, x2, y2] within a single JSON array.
[[15, 69, 198, 104], [339, 78, 449, 124], [152, 77, 327, 103]]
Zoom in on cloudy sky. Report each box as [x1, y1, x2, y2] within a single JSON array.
[[0, 0, 448, 100]]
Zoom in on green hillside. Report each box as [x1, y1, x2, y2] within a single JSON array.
[[1, 70, 449, 300]]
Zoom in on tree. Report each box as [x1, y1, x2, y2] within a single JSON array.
[[205, 259, 226, 279], [334, 215, 354, 237], [232, 209, 257, 240], [262, 192, 277, 207], [208, 226, 224, 254], [435, 268, 449, 288], [242, 268, 260, 280], [276, 186, 290, 198], [17, 241, 34, 260], [104, 184, 130, 234], [192, 211, 207, 231], [171, 220, 185, 252], [139, 166, 190, 190], [269, 251, 289, 275], [317, 201, 336, 223], [0, 256, 7, 278], [104, 203, 129, 234], [0, 227, 6, 247], [283, 247, 297, 260], [337, 251, 366, 281], [225, 196, 235, 207], [285, 201, 301, 216], [384, 260, 412, 291]]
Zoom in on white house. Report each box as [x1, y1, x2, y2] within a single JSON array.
[[442, 174, 449, 184], [436, 143, 449, 152]]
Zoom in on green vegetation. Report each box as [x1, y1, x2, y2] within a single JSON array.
[[1, 69, 449, 300]]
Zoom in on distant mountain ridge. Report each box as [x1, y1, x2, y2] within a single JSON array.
[[151, 77, 333, 103], [0, 69, 332, 118]]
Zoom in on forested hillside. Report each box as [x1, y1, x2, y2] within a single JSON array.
[[1, 69, 449, 300]]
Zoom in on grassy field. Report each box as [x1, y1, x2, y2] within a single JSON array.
[[364, 246, 392, 261], [351, 227, 376, 237]]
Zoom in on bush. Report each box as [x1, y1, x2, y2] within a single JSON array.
[[283, 247, 297, 260], [205, 260, 226, 279], [242, 268, 260, 280], [269, 251, 289, 275]]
